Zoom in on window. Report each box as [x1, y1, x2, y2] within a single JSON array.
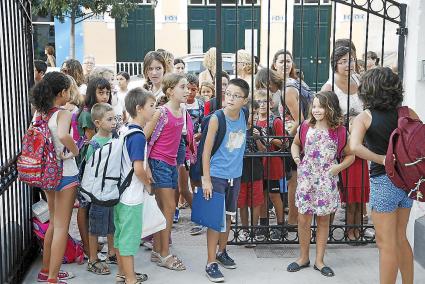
[[294, 0, 330, 4], [189, 0, 204, 4], [244, 0, 259, 4], [208, 0, 241, 5]]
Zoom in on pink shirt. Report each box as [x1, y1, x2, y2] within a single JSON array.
[[150, 106, 184, 166]]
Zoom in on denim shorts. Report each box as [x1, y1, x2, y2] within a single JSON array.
[[149, 159, 178, 190], [369, 174, 413, 213], [76, 189, 90, 208], [89, 204, 115, 236], [176, 136, 186, 165], [56, 175, 79, 192], [211, 177, 241, 215]]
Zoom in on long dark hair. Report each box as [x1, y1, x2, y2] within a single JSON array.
[[30, 71, 70, 114], [271, 49, 297, 79], [309, 91, 343, 129], [143, 51, 166, 90], [62, 59, 85, 86], [77, 77, 111, 119]]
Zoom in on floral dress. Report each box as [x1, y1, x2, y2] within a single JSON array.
[[296, 127, 340, 216]]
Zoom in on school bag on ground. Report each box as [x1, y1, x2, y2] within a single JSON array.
[[191, 108, 249, 182], [32, 217, 84, 264], [79, 128, 142, 206], [17, 107, 63, 190], [283, 78, 314, 120], [385, 106, 425, 202]]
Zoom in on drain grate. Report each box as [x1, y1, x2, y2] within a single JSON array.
[[254, 245, 299, 258]]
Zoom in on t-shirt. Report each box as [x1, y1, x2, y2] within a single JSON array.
[[121, 124, 146, 206], [256, 117, 285, 180], [85, 135, 112, 161], [186, 98, 204, 133], [77, 109, 95, 137]]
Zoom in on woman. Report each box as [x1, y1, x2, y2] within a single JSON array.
[[350, 67, 417, 284], [322, 46, 370, 242], [199, 47, 216, 85], [61, 59, 87, 96], [234, 49, 256, 92], [174, 58, 186, 75], [45, 45, 56, 67]]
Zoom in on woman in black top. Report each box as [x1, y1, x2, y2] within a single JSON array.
[[350, 67, 419, 284]]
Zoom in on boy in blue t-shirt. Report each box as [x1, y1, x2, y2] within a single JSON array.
[[114, 88, 156, 283], [202, 78, 249, 282]]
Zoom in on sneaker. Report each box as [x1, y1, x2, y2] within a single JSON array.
[[270, 228, 282, 242], [37, 270, 75, 282], [269, 209, 276, 219], [205, 263, 224, 283], [190, 225, 205, 236], [216, 250, 236, 269], [173, 208, 180, 223], [141, 238, 153, 250], [231, 215, 236, 224], [364, 228, 375, 239], [238, 230, 250, 242]]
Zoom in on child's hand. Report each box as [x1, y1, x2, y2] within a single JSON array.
[[146, 164, 155, 184], [202, 179, 213, 200], [252, 128, 261, 139], [329, 164, 341, 176], [145, 184, 152, 195], [194, 133, 202, 142], [60, 151, 76, 160]]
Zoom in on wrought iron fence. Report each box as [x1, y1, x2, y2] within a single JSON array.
[[0, 0, 39, 283], [210, 0, 407, 246]]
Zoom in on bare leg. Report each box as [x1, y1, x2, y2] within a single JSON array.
[[240, 207, 249, 227], [287, 171, 298, 225], [88, 234, 99, 262], [396, 208, 413, 284], [41, 191, 56, 271], [207, 228, 220, 264], [118, 251, 136, 284], [218, 215, 232, 252], [155, 188, 177, 257], [270, 192, 285, 224], [296, 213, 312, 264], [178, 166, 192, 207], [77, 207, 89, 255], [346, 203, 356, 239], [315, 215, 330, 268], [107, 234, 115, 256]]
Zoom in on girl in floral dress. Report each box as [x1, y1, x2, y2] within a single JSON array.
[[287, 91, 354, 277]]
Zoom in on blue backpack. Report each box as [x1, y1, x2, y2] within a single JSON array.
[[191, 108, 249, 183]]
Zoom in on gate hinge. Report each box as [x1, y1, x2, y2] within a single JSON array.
[[397, 27, 408, 36]]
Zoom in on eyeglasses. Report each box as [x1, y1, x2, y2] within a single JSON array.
[[337, 59, 356, 66], [225, 92, 245, 100]]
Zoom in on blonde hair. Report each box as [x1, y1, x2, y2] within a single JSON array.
[[91, 102, 114, 122], [200, 81, 215, 97], [162, 73, 185, 98], [203, 47, 216, 71], [157, 49, 175, 74], [88, 67, 114, 82], [254, 89, 269, 100], [237, 49, 256, 75], [66, 75, 82, 106]]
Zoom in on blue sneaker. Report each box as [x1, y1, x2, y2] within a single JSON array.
[[205, 262, 224, 282], [216, 250, 236, 269], [173, 208, 180, 223]]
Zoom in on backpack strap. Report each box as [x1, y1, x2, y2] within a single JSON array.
[[242, 107, 249, 125], [211, 109, 226, 157], [398, 106, 410, 118], [299, 120, 309, 151], [336, 125, 348, 159], [147, 106, 168, 157]]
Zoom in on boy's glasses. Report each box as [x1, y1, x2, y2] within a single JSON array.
[[225, 92, 245, 100]]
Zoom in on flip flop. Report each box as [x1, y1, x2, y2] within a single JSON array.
[[287, 260, 310, 272], [314, 264, 335, 277]]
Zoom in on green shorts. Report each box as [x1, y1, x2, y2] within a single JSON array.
[[114, 202, 143, 256]]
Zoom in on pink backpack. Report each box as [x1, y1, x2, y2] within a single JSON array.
[[32, 217, 84, 264], [299, 121, 347, 159], [17, 108, 63, 190], [385, 106, 425, 202]]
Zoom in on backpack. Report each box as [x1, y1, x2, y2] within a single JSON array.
[[17, 108, 63, 190], [79, 128, 142, 206], [284, 79, 314, 120], [32, 217, 84, 264], [385, 106, 425, 202], [191, 108, 249, 182], [299, 121, 347, 159], [71, 112, 85, 150]]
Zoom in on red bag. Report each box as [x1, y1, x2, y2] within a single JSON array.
[[385, 106, 425, 202], [17, 108, 63, 190]]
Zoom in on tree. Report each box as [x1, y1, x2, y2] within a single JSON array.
[[32, 0, 156, 59]]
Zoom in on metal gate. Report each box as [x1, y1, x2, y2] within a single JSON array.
[[209, 0, 407, 246], [0, 0, 39, 283]]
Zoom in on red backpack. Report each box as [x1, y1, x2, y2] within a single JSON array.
[[385, 106, 425, 202], [17, 108, 63, 190]]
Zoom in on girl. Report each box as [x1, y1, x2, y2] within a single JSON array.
[[143, 51, 167, 105], [31, 72, 79, 283], [288, 91, 354, 277], [322, 46, 371, 241], [174, 58, 186, 75], [199, 47, 216, 85], [76, 77, 112, 258], [63, 75, 82, 114], [116, 71, 130, 125], [350, 67, 418, 284], [61, 59, 87, 96], [199, 81, 215, 102], [145, 73, 188, 271]]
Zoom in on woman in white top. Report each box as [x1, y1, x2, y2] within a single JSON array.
[[322, 46, 371, 242], [198, 47, 216, 86], [30, 72, 79, 283], [234, 49, 256, 93], [143, 51, 167, 106]]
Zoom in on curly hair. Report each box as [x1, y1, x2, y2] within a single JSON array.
[[358, 67, 403, 111], [66, 75, 82, 107], [237, 49, 256, 75], [62, 59, 85, 86], [271, 49, 297, 79], [157, 49, 175, 74], [309, 91, 343, 129], [255, 68, 284, 90], [203, 47, 216, 71], [30, 71, 71, 114]]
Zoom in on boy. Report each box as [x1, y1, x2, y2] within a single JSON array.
[[202, 78, 249, 282], [34, 60, 47, 83], [237, 100, 265, 246], [86, 103, 117, 275], [254, 90, 286, 241], [114, 88, 155, 284]]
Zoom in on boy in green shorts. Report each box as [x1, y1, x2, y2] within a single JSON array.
[[114, 88, 156, 284]]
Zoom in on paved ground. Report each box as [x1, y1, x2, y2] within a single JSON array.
[[24, 207, 425, 284]]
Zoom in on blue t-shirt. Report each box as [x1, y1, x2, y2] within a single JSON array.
[[126, 124, 146, 162], [210, 110, 247, 179]]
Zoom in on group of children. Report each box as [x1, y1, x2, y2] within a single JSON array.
[[27, 44, 416, 284]]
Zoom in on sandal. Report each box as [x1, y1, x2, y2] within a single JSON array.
[[314, 264, 335, 277], [106, 254, 118, 264], [287, 260, 310, 272], [157, 254, 186, 271], [87, 259, 110, 275], [116, 272, 148, 283], [151, 251, 160, 263]]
